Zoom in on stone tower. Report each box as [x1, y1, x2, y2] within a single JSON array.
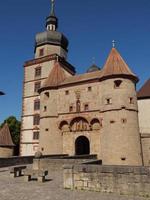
[[100, 47, 142, 166], [20, 0, 75, 156]]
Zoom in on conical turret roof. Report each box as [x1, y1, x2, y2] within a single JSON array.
[[101, 48, 138, 82], [40, 61, 67, 91], [0, 123, 14, 147]]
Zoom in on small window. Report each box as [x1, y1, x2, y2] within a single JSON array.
[[84, 104, 89, 111], [88, 87, 92, 92], [44, 106, 47, 112], [44, 92, 49, 100], [69, 106, 73, 112], [35, 67, 41, 77], [114, 80, 122, 88], [34, 99, 40, 110], [33, 114, 40, 125], [121, 157, 126, 161], [121, 118, 127, 124], [45, 128, 49, 131], [33, 131, 39, 140], [39, 48, 44, 57], [65, 90, 69, 95], [110, 120, 115, 124], [129, 97, 134, 104], [105, 98, 112, 105], [34, 82, 41, 93]]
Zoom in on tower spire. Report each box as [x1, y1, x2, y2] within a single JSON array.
[[46, 0, 58, 31], [50, 0, 55, 16]]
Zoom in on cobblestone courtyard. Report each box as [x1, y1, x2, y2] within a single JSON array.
[[0, 167, 149, 200]]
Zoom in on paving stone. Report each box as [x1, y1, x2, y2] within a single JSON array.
[[0, 167, 148, 200]]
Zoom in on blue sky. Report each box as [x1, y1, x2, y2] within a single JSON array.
[[0, 0, 149, 123]]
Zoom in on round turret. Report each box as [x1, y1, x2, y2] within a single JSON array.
[[100, 48, 142, 166]]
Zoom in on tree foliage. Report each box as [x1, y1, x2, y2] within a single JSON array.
[[0, 116, 21, 145]]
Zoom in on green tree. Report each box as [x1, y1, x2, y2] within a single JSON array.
[[0, 116, 21, 145]]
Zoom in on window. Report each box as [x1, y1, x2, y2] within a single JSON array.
[[110, 120, 115, 124], [121, 118, 127, 124], [69, 106, 73, 112], [33, 114, 40, 125], [65, 90, 69, 95], [39, 48, 44, 57], [33, 131, 39, 140], [34, 82, 41, 93], [121, 157, 126, 161], [129, 97, 134, 104], [84, 104, 89, 111], [45, 128, 49, 132], [44, 106, 47, 112], [88, 87, 92, 92], [114, 80, 122, 88], [105, 98, 112, 105], [34, 99, 40, 110], [44, 92, 49, 100], [35, 67, 41, 77]]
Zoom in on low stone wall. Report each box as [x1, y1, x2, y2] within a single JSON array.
[[34, 155, 97, 170], [0, 154, 68, 168], [64, 164, 150, 198]]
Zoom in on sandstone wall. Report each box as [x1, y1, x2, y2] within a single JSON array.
[[64, 164, 150, 198]]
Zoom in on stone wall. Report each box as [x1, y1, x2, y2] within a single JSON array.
[[64, 164, 150, 198], [34, 155, 97, 170], [0, 154, 68, 168]]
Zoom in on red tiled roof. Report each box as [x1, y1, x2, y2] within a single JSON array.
[[41, 61, 67, 89], [40, 48, 139, 89], [138, 79, 150, 99], [101, 48, 138, 82], [0, 123, 14, 146]]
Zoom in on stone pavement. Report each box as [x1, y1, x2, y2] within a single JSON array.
[[0, 167, 149, 200]]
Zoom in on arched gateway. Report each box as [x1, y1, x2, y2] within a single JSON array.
[[75, 136, 90, 155]]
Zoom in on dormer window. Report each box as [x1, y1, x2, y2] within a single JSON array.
[[114, 80, 122, 88]]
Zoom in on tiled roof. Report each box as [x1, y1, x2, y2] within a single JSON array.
[[0, 123, 14, 146], [101, 48, 138, 82], [61, 70, 102, 85], [40, 48, 139, 89], [138, 79, 150, 99], [41, 61, 67, 88]]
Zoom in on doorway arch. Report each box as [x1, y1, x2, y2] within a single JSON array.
[[75, 136, 90, 155]]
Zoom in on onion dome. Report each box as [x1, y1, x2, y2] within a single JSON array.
[[35, 31, 68, 51], [101, 48, 138, 83], [87, 64, 101, 73]]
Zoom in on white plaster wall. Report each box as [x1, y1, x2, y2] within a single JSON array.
[[138, 99, 150, 134]]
